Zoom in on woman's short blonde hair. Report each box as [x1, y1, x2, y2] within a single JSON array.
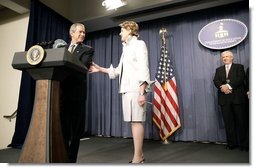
[[119, 21, 139, 37]]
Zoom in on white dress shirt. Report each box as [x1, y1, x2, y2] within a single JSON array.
[[68, 43, 77, 53], [225, 63, 232, 89]]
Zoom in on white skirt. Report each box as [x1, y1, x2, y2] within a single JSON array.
[[121, 92, 146, 122]]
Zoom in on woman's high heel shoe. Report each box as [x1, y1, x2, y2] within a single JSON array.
[[129, 158, 145, 163]]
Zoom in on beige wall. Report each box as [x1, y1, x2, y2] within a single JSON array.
[[0, 13, 29, 149]]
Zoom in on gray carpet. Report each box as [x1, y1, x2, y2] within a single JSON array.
[[0, 136, 249, 164]]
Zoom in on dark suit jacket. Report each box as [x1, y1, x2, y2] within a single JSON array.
[[72, 43, 94, 70], [213, 63, 247, 105], [60, 42, 94, 118], [62, 43, 94, 100]]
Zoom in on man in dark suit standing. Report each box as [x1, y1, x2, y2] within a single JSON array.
[[60, 23, 94, 162], [213, 50, 248, 151]]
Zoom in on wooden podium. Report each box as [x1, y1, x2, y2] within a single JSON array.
[[12, 47, 87, 163]]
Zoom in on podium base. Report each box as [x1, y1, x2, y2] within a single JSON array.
[[18, 80, 68, 163]]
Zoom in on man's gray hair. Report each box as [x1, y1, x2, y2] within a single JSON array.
[[221, 50, 234, 57], [69, 23, 85, 34]]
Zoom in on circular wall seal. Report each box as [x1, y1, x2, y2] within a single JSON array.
[[26, 45, 45, 65], [198, 19, 248, 50]]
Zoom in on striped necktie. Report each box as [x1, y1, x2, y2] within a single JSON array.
[[225, 65, 230, 78], [69, 44, 75, 53]]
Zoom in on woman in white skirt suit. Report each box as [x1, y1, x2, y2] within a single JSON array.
[[89, 21, 151, 163]]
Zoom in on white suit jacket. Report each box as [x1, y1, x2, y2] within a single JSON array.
[[107, 36, 151, 93]]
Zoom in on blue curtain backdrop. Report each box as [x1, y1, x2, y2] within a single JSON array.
[[84, 1, 249, 142], [9, 0, 72, 148], [10, 0, 249, 148]]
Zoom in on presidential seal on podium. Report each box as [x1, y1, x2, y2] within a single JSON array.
[[26, 45, 45, 65]]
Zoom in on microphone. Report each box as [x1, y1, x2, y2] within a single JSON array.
[[53, 39, 67, 48], [37, 40, 54, 46]]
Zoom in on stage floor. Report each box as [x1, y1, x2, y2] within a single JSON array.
[[0, 136, 249, 164]]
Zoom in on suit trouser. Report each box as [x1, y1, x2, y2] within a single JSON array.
[[221, 104, 249, 148], [60, 81, 86, 163], [61, 99, 85, 163]]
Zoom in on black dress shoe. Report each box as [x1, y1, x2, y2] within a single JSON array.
[[240, 147, 249, 152], [225, 145, 237, 150]]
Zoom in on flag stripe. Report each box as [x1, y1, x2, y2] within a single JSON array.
[[165, 80, 180, 122], [157, 82, 178, 129], [153, 94, 168, 138], [154, 80, 176, 135], [154, 83, 171, 135]]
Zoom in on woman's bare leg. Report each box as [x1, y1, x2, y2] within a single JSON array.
[[131, 122, 144, 163]]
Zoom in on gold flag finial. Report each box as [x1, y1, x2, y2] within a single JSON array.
[[159, 28, 167, 46], [159, 28, 167, 36]]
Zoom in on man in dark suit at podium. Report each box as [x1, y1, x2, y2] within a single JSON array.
[[213, 50, 248, 151], [60, 23, 94, 162]]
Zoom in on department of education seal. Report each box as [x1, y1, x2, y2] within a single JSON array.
[[26, 45, 45, 65]]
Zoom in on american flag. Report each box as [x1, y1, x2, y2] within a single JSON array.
[[153, 45, 181, 141]]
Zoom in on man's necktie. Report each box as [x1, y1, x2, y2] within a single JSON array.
[[226, 65, 229, 78], [69, 44, 75, 53]]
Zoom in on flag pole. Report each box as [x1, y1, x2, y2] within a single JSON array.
[[162, 139, 171, 144], [159, 28, 170, 145], [159, 28, 166, 46], [159, 28, 168, 91]]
